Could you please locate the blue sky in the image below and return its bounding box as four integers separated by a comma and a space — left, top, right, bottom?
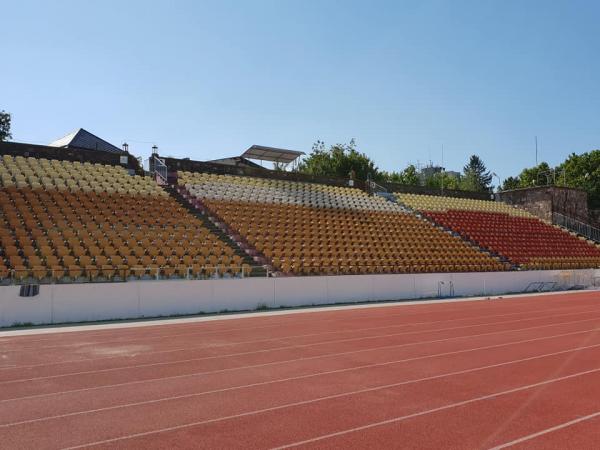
2, 0, 599, 182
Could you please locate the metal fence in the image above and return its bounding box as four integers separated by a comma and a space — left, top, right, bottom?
1, 263, 511, 285
367, 180, 388, 194
271, 263, 511, 277
552, 212, 600, 243
0, 265, 269, 286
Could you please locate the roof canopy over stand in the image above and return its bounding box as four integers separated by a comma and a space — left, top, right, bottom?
241, 145, 305, 165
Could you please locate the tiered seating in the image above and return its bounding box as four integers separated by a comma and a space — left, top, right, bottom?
179, 171, 402, 212
180, 172, 506, 275
396, 193, 532, 217
398, 193, 600, 270
0, 156, 249, 283
1, 155, 165, 195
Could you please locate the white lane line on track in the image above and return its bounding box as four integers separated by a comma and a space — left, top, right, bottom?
272, 366, 600, 449
489, 411, 600, 449
0, 301, 590, 373
0, 303, 562, 353
3, 314, 600, 404
3, 304, 600, 375
5, 324, 600, 428
62, 348, 600, 448
1, 296, 590, 353
3, 310, 600, 393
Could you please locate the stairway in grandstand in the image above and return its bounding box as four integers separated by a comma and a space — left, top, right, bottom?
393, 193, 513, 269
374, 191, 399, 204
396, 193, 600, 270
0, 154, 256, 283
163, 185, 270, 277
177, 170, 508, 275
418, 207, 515, 269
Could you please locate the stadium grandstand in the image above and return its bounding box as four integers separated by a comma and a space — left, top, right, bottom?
0, 138, 598, 326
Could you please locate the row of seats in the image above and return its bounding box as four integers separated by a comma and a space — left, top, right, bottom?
397, 192, 533, 217
0, 155, 166, 196
179, 171, 402, 212
425, 209, 600, 269
0, 186, 250, 282
199, 198, 507, 275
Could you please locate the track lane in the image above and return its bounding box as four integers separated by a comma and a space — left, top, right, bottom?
55, 344, 600, 449
2, 320, 600, 428
4, 310, 600, 401
291, 359, 600, 449
1, 291, 599, 449
4, 319, 600, 447
494, 412, 600, 449
2, 301, 600, 379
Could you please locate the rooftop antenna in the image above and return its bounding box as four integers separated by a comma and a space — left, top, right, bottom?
535, 136, 538, 165
441, 144, 444, 170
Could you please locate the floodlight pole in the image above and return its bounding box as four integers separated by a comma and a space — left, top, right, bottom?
491, 172, 501, 193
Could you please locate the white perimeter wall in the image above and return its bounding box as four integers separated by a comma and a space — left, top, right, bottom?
0, 269, 598, 327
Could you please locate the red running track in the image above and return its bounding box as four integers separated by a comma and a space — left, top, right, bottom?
1, 291, 600, 449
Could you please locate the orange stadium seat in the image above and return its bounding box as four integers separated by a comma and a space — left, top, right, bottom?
0, 154, 248, 283
177, 171, 507, 275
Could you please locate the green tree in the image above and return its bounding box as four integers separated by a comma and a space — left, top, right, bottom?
441, 172, 462, 190
0, 110, 11, 142
423, 171, 461, 190
296, 139, 381, 181
557, 151, 600, 209
462, 155, 492, 191
400, 164, 420, 185
501, 176, 521, 191
518, 162, 553, 187
381, 164, 420, 185
380, 170, 401, 183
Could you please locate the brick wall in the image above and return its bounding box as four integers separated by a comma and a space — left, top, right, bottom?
496, 186, 589, 223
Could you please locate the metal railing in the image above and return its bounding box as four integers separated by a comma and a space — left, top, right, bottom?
148, 155, 168, 185
367, 180, 388, 194
4, 262, 595, 286
438, 281, 455, 297
524, 281, 559, 293
273, 263, 506, 276
552, 212, 600, 243
0, 265, 268, 285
